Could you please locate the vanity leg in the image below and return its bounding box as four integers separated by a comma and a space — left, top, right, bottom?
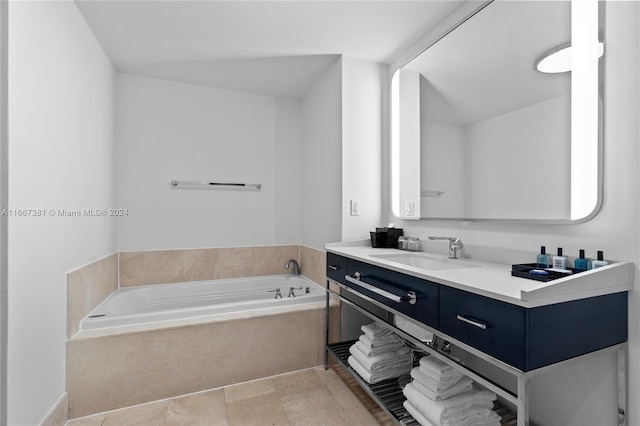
324, 280, 330, 370
618, 344, 627, 426
517, 375, 530, 426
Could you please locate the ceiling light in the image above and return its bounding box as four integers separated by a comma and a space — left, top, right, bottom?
534, 42, 604, 73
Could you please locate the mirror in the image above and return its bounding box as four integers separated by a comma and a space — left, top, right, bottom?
391, 0, 603, 222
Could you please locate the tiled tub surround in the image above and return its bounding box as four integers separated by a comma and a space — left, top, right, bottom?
67, 253, 119, 338
66, 305, 340, 419
119, 245, 302, 286
66, 244, 337, 420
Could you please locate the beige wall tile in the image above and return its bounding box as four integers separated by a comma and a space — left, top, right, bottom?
183, 248, 218, 282
67, 253, 118, 338
119, 251, 145, 286
144, 250, 184, 284
251, 245, 299, 276
214, 247, 253, 279
67, 308, 323, 418
300, 246, 325, 286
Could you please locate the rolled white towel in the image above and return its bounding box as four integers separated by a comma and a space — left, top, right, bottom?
412, 375, 474, 401
348, 355, 411, 384
349, 343, 411, 372
403, 400, 437, 426
410, 367, 466, 393
403, 382, 496, 425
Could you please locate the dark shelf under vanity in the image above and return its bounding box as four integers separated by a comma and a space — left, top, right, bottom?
326, 340, 420, 426
327, 341, 519, 426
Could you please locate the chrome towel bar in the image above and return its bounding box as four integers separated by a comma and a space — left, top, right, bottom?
171, 180, 262, 190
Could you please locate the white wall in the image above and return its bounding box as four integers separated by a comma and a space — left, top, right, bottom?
7, 1, 114, 424
341, 56, 382, 240
385, 2, 640, 425
301, 58, 342, 249
114, 74, 303, 250
421, 120, 465, 218
466, 94, 570, 219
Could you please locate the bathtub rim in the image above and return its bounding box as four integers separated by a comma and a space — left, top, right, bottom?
72, 274, 333, 341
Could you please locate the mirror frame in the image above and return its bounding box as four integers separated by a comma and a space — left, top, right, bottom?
389, 0, 604, 224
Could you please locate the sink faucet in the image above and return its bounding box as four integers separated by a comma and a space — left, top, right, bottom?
428, 237, 464, 259
284, 259, 300, 276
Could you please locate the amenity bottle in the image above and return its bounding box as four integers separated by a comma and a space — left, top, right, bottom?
574, 249, 591, 272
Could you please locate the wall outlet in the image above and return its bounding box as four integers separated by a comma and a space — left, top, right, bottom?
405, 201, 415, 217
350, 200, 360, 216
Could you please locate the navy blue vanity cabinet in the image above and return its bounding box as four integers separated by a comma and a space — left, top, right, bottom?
439, 286, 628, 371
326, 252, 347, 284
345, 259, 439, 329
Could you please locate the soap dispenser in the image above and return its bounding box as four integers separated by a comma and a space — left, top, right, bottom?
574, 249, 591, 272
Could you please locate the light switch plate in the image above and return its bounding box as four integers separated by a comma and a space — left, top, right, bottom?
350, 200, 360, 216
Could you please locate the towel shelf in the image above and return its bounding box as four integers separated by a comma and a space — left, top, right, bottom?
171, 180, 261, 190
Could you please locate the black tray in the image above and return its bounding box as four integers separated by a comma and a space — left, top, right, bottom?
511, 263, 576, 282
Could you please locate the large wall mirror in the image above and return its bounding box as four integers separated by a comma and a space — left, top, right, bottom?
391, 0, 603, 223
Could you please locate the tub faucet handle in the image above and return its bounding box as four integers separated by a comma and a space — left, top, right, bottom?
268, 288, 283, 299
284, 259, 300, 276
288, 286, 303, 298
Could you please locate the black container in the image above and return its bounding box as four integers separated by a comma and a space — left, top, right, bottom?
370, 231, 387, 248
370, 227, 403, 248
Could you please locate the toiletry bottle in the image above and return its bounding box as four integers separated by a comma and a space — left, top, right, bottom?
536, 246, 550, 268
553, 248, 567, 270
574, 249, 590, 272
592, 250, 609, 269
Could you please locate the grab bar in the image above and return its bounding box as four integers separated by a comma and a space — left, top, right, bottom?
345, 273, 417, 305
171, 180, 262, 190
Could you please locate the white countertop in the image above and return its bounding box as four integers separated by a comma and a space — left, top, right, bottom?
326, 240, 633, 308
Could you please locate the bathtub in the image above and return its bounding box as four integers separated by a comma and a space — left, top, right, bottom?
81, 274, 325, 331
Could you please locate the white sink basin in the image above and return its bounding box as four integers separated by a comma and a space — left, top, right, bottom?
371, 253, 480, 271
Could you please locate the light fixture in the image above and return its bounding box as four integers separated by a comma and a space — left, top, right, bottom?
535, 42, 604, 73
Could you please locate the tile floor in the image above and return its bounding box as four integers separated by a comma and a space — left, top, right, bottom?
66, 366, 395, 426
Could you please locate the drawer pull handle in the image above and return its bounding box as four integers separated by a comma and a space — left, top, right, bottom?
345, 274, 417, 305
456, 315, 488, 330
328, 265, 339, 271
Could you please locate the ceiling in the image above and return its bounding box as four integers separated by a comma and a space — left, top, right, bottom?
404, 1, 572, 126
75, 0, 466, 99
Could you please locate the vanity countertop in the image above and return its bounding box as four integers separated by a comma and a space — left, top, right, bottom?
325, 240, 632, 308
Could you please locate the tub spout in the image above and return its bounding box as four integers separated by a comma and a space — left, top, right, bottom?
284, 259, 300, 276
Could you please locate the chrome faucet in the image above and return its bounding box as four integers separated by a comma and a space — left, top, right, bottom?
428, 236, 464, 259
284, 259, 300, 276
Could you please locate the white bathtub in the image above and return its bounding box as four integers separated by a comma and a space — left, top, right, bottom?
81, 274, 325, 331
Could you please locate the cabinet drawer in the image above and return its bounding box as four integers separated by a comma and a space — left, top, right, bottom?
326, 253, 347, 284
346, 259, 438, 328
439, 286, 526, 370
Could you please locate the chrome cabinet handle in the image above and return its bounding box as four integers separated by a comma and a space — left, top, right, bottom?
456, 314, 489, 330
345, 274, 417, 305
328, 265, 339, 271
